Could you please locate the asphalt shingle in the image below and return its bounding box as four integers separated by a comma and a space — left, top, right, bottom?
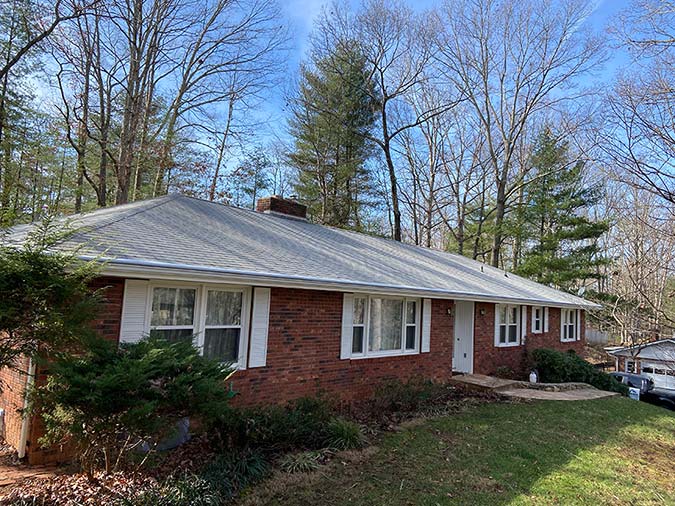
7, 194, 597, 308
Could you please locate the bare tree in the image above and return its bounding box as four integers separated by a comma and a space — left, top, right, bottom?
313, 0, 456, 241
434, 0, 605, 266
0, 0, 94, 82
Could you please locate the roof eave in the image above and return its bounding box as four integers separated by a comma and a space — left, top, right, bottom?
92, 257, 600, 310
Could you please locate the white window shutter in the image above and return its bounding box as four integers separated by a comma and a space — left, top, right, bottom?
421, 298, 432, 353
544, 307, 549, 333
249, 288, 271, 368
560, 309, 566, 340
340, 294, 354, 359
576, 309, 581, 341
120, 279, 149, 343
521, 305, 527, 344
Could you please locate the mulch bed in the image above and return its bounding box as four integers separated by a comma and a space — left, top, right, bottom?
0, 385, 505, 505
0, 435, 215, 505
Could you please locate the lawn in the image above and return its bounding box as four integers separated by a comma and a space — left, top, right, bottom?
240, 397, 675, 506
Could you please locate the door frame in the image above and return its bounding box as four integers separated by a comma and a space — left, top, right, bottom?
453, 300, 475, 374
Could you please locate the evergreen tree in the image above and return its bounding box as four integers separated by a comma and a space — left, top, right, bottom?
515, 129, 609, 292
288, 44, 379, 229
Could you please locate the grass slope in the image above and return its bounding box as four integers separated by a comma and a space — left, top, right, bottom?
241, 397, 675, 506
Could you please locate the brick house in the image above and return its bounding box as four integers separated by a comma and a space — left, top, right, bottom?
0, 194, 596, 464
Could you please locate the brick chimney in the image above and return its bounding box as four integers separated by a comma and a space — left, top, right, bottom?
256, 195, 307, 220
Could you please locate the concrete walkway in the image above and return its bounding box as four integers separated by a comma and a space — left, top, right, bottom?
450, 374, 619, 401
499, 388, 619, 400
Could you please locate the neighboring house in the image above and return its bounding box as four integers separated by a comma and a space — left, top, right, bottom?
608, 339, 675, 391
0, 194, 597, 464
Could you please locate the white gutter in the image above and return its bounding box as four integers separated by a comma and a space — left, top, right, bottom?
89, 256, 600, 310
17, 358, 36, 459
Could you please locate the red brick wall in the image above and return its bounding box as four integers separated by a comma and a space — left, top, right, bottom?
473, 303, 585, 377
231, 288, 455, 406
89, 277, 125, 342
0, 356, 30, 453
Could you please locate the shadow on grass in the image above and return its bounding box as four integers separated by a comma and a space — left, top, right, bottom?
239, 397, 675, 506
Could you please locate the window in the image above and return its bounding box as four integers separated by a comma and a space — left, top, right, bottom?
642, 366, 654, 374
150, 287, 196, 342
203, 289, 243, 363
495, 304, 519, 347
350, 295, 420, 358
405, 300, 417, 350
352, 297, 366, 354
148, 284, 248, 366
531, 306, 543, 334
625, 360, 636, 373
561, 309, 577, 342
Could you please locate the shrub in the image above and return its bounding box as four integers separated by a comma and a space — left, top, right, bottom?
37, 336, 236, 475
131, 450, 269, 505
0, 218, 101, 373
211, 396, 334, 452
324, 418, 365, 450
279, 450, 323, 474
370, 377, 445, 414
530, 348, 628, 394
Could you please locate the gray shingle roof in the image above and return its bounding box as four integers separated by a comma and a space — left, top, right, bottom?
7, 194, 598, 308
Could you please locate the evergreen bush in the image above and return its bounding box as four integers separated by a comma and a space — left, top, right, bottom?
530, 348, 628, 394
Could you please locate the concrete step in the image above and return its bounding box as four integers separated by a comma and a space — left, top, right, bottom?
449, 374, 524, 392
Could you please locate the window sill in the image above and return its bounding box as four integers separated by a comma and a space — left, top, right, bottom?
348, 349, 420, 360
560, 338, 577, 343
494, 342, 521, 348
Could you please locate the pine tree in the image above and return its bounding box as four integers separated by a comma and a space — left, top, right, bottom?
515, 129, 609, 292
288, 44, 379, 229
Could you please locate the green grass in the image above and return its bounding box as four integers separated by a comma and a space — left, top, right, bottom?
239, 398, 675, 506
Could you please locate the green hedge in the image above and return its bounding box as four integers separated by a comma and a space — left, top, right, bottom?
530, 348, 628, 394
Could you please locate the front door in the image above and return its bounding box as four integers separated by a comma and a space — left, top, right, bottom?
453, 301, 474, 373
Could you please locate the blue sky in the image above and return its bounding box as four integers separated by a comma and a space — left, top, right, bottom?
260, 0, 633, 143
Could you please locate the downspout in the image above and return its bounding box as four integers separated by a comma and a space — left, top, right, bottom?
17, 358, 36, 459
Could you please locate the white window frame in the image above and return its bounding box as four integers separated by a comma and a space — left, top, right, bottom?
494, 304, 520, 347
349, 294, 421, 359
560, 308, 578, 342
531, 306, 544, 334
625, 359, 636, 373
144, 281, 251, 368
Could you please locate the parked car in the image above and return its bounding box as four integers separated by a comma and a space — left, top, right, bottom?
609, 372, 655, 394
642, 388, 675, 411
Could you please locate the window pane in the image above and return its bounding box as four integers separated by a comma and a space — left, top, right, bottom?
499, 325, 506, 343
150, 328, 193, 343
352, 326, 364, 353
353, 297, 365, 325
405, 326, 416, 350
151, 288, 195, 326
406, 301, 416, 324
508, 324, 518, 343
369, 298, 403, 352
499, 306, 506, 325
509, 307, 517, 325
204, 328, 240, 362
151, 288, 176, 326
206, 290, 242, 326
176, 289, 196, 325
